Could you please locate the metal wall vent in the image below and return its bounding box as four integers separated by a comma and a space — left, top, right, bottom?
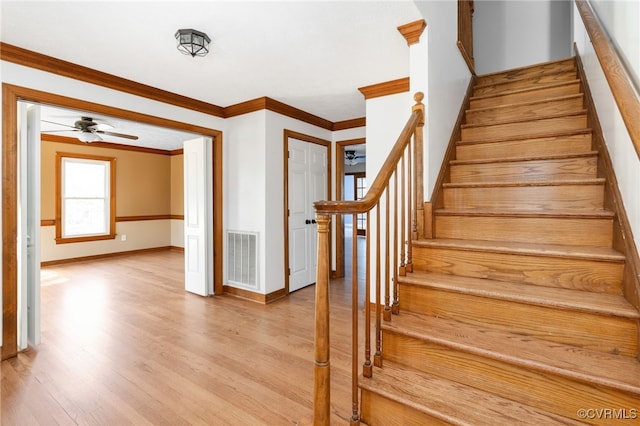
226, 230, 258, 288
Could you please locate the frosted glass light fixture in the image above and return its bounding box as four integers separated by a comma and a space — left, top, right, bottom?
77, 132, 102, 143
175, 29, 211, 57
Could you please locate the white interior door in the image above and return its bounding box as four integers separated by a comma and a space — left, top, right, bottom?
183, 136, 214, 296
18, 102, 41, 350
288, 139, 328, 292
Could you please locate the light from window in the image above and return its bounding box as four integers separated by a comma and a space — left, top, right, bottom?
56, 153, 116, 243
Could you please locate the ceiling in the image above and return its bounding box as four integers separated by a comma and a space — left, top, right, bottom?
1, 1, 422, 150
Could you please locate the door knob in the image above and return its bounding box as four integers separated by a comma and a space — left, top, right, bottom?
312, 219, 317, 224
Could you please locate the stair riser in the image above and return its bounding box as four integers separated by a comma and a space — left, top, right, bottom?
399, 284, 638, 356
435, 215, 613, 247
465, 96, 584, 125
361, 390, 451, 426
450, 156, 598, 183
456, 133, 592, 160
473, 70, 578, 97
443, 184, 605, 211
476, 59, 577, 86
470, 82, 581, 109
383, 331, 639, 425
411, 245, 624, 293
461, 115, 587, 141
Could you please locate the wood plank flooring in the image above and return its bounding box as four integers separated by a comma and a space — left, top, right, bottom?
1, 249, 363, 425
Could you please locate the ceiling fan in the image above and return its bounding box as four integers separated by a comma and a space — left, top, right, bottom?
345, 149, 366, 165
41, 116, 139, 143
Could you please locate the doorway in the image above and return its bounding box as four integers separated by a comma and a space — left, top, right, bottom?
344, 172, 367, 237
2, 84, 224, 360
283, 130, 331, 293
334, 138, 366, 278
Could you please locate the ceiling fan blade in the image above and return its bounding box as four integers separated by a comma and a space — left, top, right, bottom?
41, 129, 80, 133
96, 130, 139, 140
41, 119, 78, 129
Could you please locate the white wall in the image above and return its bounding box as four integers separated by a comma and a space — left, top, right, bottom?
414, 0, 473, 198
473, 0, 573, 75
265, 111, 332, 294
365, 92, 413, 300
590, 0, 640, 90
223, 109, 334, 295
224, 111, 267, 293
573, 2, 640, 253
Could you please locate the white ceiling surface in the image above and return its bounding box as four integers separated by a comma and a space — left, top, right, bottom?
2, 1, 422, 150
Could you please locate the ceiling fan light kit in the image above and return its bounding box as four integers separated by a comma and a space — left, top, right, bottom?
175, 28, 211, 57
77, 131, 102, 143
344, 149, 366, 165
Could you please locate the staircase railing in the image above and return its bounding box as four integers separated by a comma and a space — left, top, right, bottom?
312, 93, 425, 425
575, 0, 640, 160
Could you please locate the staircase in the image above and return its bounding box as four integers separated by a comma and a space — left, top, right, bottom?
359, 58, 640, 425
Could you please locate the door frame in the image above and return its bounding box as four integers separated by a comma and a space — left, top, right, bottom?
283, 129, 331, 294
345, 171, 367, 236
2, 83, 224, 360
334, 137, 366, 278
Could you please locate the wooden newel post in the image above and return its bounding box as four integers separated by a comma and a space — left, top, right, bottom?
412, 92, 425, 240
313, 213, 331, 425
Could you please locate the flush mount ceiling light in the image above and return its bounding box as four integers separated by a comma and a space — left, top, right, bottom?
175, 28, 211, 57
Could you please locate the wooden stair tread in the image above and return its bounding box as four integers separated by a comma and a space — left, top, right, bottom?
470, 79, 582, 102
456, 128, 593, 146
461, 110, 586, 130
476, 57, 576, 85
473, 70, 577, 91
361, 361, 586, 425
383, 312, 640, 396
434, 208, 614, 219
398, 270, 639, 319
466, 94, 583, 115
412, 238, 625, 262
443, 178, 605, 189
450, 151, 597, 166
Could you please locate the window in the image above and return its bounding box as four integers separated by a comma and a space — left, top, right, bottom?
56, 153, 116, 243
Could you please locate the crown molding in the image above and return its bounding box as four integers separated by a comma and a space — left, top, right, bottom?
1, 42, 366, 132
224, 97, 335, 130
0, 42, 226, 117
397, 19, 427, 46
358, 77, 410, 100
333, 117, 366, 131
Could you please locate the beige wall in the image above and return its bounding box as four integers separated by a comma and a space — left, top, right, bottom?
41, 139, 172, 219
170, 154, 184, 216
40, 138, 184, 261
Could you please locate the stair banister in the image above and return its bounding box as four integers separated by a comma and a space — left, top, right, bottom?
313, 92, 425, 425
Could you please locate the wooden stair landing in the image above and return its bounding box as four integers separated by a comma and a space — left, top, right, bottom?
359, 57, 640, 425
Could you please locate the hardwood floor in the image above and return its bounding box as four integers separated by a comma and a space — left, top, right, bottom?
1, 249, 362, 425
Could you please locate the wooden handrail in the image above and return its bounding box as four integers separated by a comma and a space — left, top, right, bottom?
575, 0, 640, 159
313, 93, 424, 425
314, 95, 424, 215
